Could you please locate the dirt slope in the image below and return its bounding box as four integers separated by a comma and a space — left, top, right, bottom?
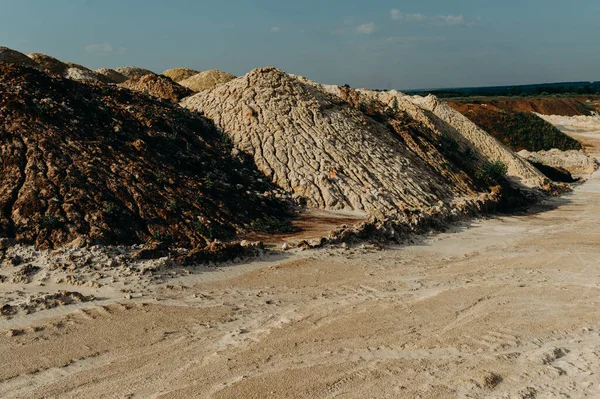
448, 102, 582, 151
305, 81, 548, 190
0, 63, 290, 248
408, 94, 548, 188
120, 74, 192, 102
27, 53, 67, 75
0, 47, 40, 69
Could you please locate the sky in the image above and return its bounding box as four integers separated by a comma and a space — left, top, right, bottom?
1, 0, 599, 90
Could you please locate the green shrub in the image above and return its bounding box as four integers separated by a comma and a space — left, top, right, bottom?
476, 160, 508, 184
251, 216, 295, 234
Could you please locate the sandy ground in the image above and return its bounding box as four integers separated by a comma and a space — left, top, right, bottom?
0, 121, 600, 398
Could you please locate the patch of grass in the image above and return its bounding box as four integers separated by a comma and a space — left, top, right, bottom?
251, 216, 295, 234
476, 160, 508, 184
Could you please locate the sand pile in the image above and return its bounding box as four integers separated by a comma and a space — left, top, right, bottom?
179, 69, 236, 92
96, 68, 128, 84
519, 149, 598, 175
162, 68, 200, 82
120, 74, 193, 102
0, 47, 40, 69
293, 78, 548, 190
115, 66, 155, 79
27, 53, 68, 75
407, 95, 548, 189
182, 67, 508, 218
0, 63, 291, 249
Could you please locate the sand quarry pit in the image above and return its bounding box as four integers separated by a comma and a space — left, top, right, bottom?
0, 119, 599, 398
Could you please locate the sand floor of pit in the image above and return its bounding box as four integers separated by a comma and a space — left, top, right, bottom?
0, 122, 599, 398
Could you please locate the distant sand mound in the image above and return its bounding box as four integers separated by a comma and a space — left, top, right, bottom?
162, 68, 200, 82
96, 68, 128, 84
27, 53, 68, 75
115, 66, 155, 79
182, 67, 501, 217
120, 74, 193, 102
0, 47, 40, 69
179, 70, 236, 92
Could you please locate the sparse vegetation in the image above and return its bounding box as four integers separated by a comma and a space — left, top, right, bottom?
476, 160, 508, 184
251, 216, 295, 234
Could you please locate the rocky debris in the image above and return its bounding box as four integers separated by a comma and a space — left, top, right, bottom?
0, 290, 94, 317
120, 74, 193, 102
448, 102, 582, 152
179, 240, 264, 265
95, 68, 128, 84
0, 63, 292, 248
162, 68, 200, 82
115, 66, 155, 79
0, 47, 40, 69
27, 53, 68, 75
408, 94, 548, 189
183, 67, 497, 218
179, 69, 235, 92
64, 67, 102, 83
519, 149, 599, 176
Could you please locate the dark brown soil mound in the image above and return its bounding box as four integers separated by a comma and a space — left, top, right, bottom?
0, 47, 40, 69
448, 102, 582, 152
120, 74, 193, 102
0, 63, 291, 249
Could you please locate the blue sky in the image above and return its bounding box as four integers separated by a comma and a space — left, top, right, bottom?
1, 0, 598, 90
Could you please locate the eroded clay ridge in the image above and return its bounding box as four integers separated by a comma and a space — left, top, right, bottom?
0, 63, 290, 248
182, 67, 498, 216
290, 77, 547, 190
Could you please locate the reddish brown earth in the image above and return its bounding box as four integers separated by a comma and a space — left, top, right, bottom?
449, 96, 596, 117
0, 62, 291, 249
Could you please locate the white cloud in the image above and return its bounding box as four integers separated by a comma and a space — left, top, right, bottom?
84, 43, 126, 56
356, 22, 376, 35
390, 9, 478, 27
271, 26, 281, 32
